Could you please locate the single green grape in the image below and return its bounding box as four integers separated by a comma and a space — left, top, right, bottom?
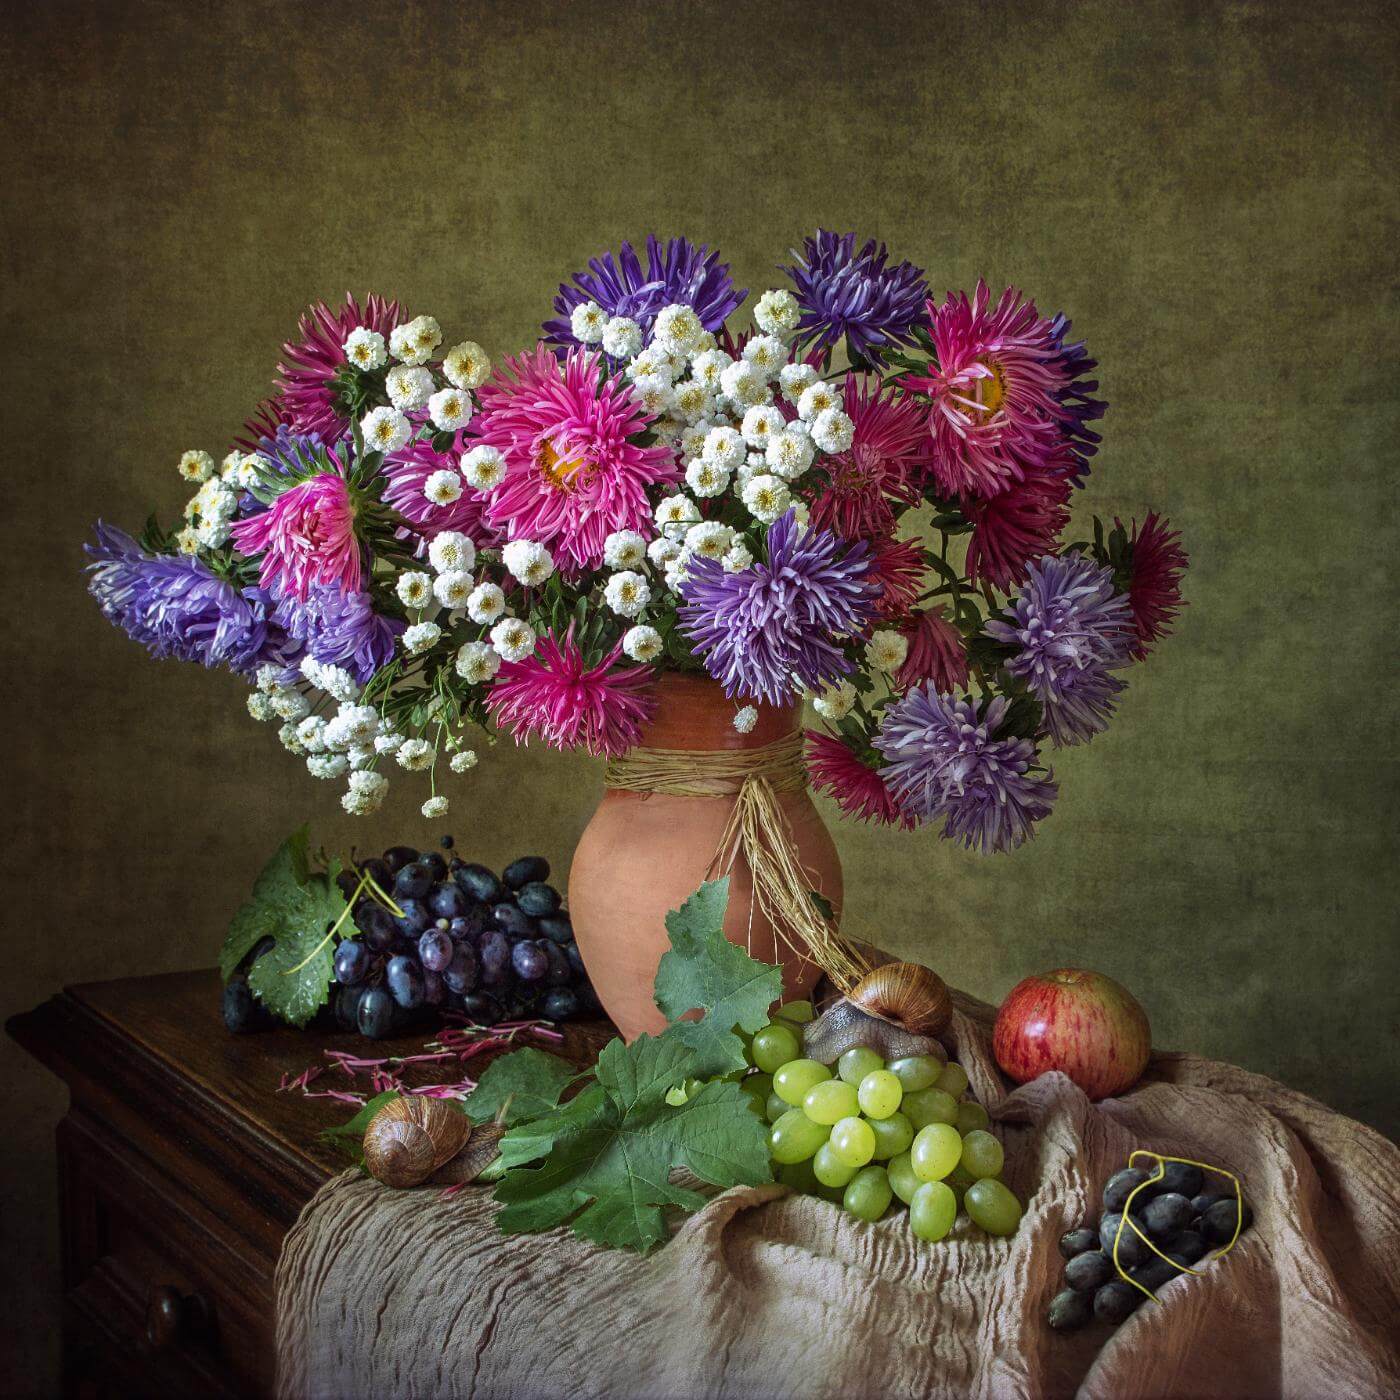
960, 1128, 1004, 1180
843, 1165, 893, 1222
857, 1069, 904, 1120
828, 1115, 877, 1168
955, 1100, 990, 1135
909, 1180, 958, 1242
936, 1061, 970, 1098
944, 1163, 977, 1204
775, 998, 815, 1024
868, 1110, 914, 1161
665, 1077, 704, 1105
910, 1123, 963, 1182
769, 1108, 830, 1164
752, 1022, 802, 1073
887, 1054, 944, 1093
887, 1150, 921, 1205
813, 1141, 858, 1188
902, 1087, 959, 1130
777, 1157, 821, 1194
965, 1178, 1023, 1236
741, 1071, 773, 1104
802, 1078, 860, 1126
773, 1058, 831, 1106
765, 1091, 790, 1124
837, 1045, 885, 1085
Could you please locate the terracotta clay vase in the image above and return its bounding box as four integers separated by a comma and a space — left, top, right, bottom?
568, 673, 842, 1041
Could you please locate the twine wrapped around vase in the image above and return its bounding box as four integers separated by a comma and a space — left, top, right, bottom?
603, 734, 870, 993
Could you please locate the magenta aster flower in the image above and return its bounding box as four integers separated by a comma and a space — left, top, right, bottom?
1118, 512, 1188, 659
230, 469, 362, 600
383, 437, 499, 549
807, 375, 933, 539
232, 396, 292, 456
806, 731, 915, 830
963, 458, 1074, 592
275, 293, 402, 438
864, 537, 926, 622
895, 608, 969, 694
486, 628, 657, 758
466, 346, 678, 572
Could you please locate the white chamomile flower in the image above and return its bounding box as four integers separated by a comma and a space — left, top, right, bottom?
622, 624, 663, 662
647, 536, 682, 569
196, 519, 231, 549
741, 404, 786, 449
812, 407, 856, 455
449, 749, 479, 774
234, 453, 264, 490
390, 315, 442, 366
813, 679, 858, 721
396, 738, 435, 771
741, 473, 791, 524
397, 571, 435, 609
797, 380, 842, 422
779, 362, 820, 404
671, 379, 715, 423
678, 420, 715, 461
603, 530, 648, 570
428, 386, 473, 432
403, 621, 443, 655
685, 458, 729, 498
765, 427, 816, 480
197, 479, 239, 521
501, 539, 555, 587
466, 582, 506, 625
443, 340, 491, 390
627, 345, 674, 382
324, 703, 379, 750
307, 753, 350, 780
732, 705, 759, 734
754, 289, 800, 337
722, 539, 754, 572
604, 570, 651, 618
342, 770, 388, 815
421, 795, 450, 819
255, 665, 281, 693
690, 348, 732, 390
301, 658, 360, 702
433, 570, 474, 610
296, 715, 328, 752
865, 629, 909, 673
343, 326, 388, 371
454, 640, 502, 683
428, 530, 475, 574
686, 521, 735, 560
279, 722, 306, 755
652, 303, 703, 355
174, 525, 200, 554
631, 373, 674, 416
691, 329, 718, 355
490, 617, 535, 662
362, 406, 411, 453
570, 300, 608, 343
742, 334, 787, 379
719, 358, 769, 409
271, 689, 310, 722
702, 425, 746, 470
386, 364, 435, 411
373, 731, 404, 755
423, 469, 463, 505
346, 744, 376, 771
246, 692, 276, 722
460, 444, 506, 490
601, 315, 643, 360
177, 449, 215, 482
654, 494, 701, 529
220, 450, 242, 479
663, 554, 691, 591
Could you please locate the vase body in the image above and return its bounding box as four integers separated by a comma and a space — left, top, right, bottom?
568, 673, 842, 1041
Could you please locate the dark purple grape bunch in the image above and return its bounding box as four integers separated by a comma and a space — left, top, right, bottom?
1047, 1159, 1254, 1332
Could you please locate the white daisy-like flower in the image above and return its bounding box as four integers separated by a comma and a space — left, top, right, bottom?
396, 738, 435, 771
423, 469, 463, 505
460, 444, 506, 490
732, 705, 759, 734
233, 453, 264, 490
691, 329, 718, 355
765, 427, 816, 480
663, 555, 691, 592
570, 300, 608, 343
813, 679, 858, 720
686, 520, 735, 560
342, 769, 388, 815
779, 362, 820, 404
652, 303, 704, 355
741, 473, 792, 524
678, 420, 716, 461
324, 703, 379, 751
177, 449, 216, 482
685, 458, 729, 498
362, 406, 411, 454
466, 582, 506, 625
255, 664, 281, 693
246, 692, 276, 722
455, 640, 502, 683
421, 795, 449, 819
742, 334, 787, 379
433, 570, 474, 610
490, 617, 535, 662
741, 404, 786, 449
296, 715, 329, 752
271, 689, 310, 722
195, 518, 231, 549
722, 539, 754, 572
604, 570, 651, 618
690, 348, 733, 389
390, 315, 443, 366
428, 530, 475, 574
630, 373, 674, 417
373, 731, 404, 755
702, 425, 746, 470
865, 629, 909, 673
603, 529, 648, 570
812, 407, 856, 455
797, 380, 842, 422
449, 749, 479, 774
346, 744, 376, 771
197, 479, 239, 521
647, 536, 682, 568
220, 450, 242, 479
654, 494, 701, 529
301, 658, 360, 702
601, 316, 643, 360
386, 364, 435, 411
403, 621, 443, 655
443, 340, 490, 390
754, 289, 801, 337
397, 570, 435, 609
428, 386, 474, 432
627, 345, 674, 382
307, 753, 350, 780
502, 538, 555, 587
720, 358, 770, 409
622, 624, 663, 662
279, 722, 306, 755
792, 501, 811, 530
670, 379, 715, 423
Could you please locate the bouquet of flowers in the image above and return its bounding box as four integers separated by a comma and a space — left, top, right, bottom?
87, 231, 1186, 854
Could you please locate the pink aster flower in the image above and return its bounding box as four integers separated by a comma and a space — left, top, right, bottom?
895, 607, 969, 694
230, 470, 361, 600
383, 437, 499, 551
806, 731, 915, 830
276, 293, 403, 439
1119, 512, 1188, 659
807, 375, 932, 539
486, 627, 657, 758
963, 458, 1074, 592
864, 537, 926, 622
465, 346, 678, 572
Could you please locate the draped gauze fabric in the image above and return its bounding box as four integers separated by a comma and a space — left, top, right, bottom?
276, 993, 1400, 1400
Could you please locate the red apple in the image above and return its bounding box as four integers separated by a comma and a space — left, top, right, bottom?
993, 968, 1151, 1100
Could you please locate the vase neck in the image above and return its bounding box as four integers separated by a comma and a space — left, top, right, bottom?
641, 673, 799, 751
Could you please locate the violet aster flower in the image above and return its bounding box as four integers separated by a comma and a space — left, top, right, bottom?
781, 231, 929, 364
679, 509, 878, 706
986, 554, 1136, 747
85, 524, 282, 675
272, 584, 403, 685
875, 688, 1057, 853
544, 235, 746, 350
1047, 312, 1107, 484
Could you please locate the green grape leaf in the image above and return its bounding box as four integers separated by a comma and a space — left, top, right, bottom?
653, 878, 784, 1079
218, 826, 316, 979
247, 908, 340, 1029
464, 1047, 579, 1126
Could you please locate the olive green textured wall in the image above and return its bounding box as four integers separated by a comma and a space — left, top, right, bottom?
2, 0, 1396, 1391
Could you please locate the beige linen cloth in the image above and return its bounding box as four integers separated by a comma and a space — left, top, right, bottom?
276, 993, 1400, 1399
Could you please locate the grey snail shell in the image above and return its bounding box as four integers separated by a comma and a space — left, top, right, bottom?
803, 962, 952, 1064
362, 1096, 471, 1188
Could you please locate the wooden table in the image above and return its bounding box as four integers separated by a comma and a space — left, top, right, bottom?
7, 969, 612, 1399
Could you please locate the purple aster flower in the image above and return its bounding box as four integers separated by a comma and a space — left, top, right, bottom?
781, 231, 929, 364
85, 523, 283, 675
236, 424, 330, 517
543, 235, 747, 350
875, 689, 1057, 854
678, 509, 877, 706
986, 554, 1135, 747
272, 583, 403, 685
1047, 312, 1107, 483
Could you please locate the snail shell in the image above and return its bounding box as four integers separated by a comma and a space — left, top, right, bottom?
363, 1096, 471, 1189
804, 962, 952, 1064
430, 1122, 507, 1186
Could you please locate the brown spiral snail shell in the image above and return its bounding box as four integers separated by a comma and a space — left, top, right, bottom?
362, 1096, 471, 1188
803, 962, 952, 1064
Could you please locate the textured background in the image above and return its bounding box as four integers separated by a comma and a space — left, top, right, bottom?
2, 0, 1397, 1391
